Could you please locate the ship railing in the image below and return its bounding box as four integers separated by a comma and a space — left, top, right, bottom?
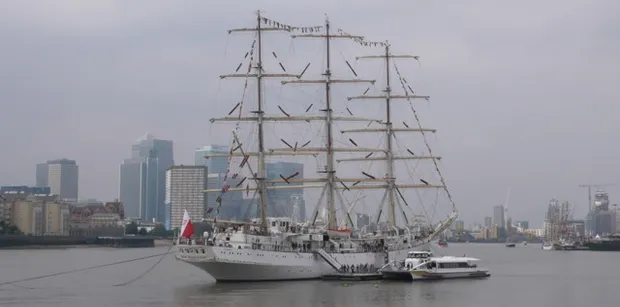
209, 237, 418, 253
229, 242, 300, 253
213, 241, 380, 254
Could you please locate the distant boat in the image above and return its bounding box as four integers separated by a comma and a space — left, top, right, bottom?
523, 241, 528, 246
437, 239, 448, 248
505, 243, 516, 248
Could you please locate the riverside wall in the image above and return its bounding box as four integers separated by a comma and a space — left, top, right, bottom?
0, 235, 156, 248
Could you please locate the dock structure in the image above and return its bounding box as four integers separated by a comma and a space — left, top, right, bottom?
322, 272, 383, 281
315, 248, 383, 281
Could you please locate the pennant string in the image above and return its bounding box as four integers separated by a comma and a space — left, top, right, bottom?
335, 28, 387, 48
260, 17, 323, 33
212, 38, 258, 222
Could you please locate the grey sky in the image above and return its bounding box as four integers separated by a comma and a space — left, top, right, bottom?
0, 0, 618, 226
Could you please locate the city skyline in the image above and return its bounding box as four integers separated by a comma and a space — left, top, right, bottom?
1, 1, 619, 226
16, 137, 619, 228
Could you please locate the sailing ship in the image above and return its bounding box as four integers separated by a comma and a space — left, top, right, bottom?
542, 199, 576, 251
175, 11, 458, 282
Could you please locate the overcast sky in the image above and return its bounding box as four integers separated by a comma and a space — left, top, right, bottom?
0, 0, 618, 226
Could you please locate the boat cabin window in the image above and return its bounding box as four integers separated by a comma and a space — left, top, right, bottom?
438, 262, 471, 269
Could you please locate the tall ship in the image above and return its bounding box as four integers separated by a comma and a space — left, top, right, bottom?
542, 199, 578, 250
175, 11, 458, 281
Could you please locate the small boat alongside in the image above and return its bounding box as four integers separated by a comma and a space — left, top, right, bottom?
409, 256, 490, 280
505, 242, 516, 248
380, 250, 433, 281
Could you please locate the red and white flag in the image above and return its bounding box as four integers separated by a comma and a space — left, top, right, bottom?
180, 209, 195, 239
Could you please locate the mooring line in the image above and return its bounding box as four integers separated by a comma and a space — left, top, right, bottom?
0, 247, 176, 288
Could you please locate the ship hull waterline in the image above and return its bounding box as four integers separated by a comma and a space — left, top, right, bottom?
411, 270, 490, 280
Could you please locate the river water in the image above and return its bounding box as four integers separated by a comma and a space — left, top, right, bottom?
0, 243, 617, 307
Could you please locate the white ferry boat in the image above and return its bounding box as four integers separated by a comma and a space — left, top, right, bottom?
409, 256, 490, 280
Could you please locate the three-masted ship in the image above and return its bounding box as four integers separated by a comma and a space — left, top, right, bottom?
175, 11, 458, 281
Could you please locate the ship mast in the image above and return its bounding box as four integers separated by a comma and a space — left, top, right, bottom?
217, 11, 299, 231
255, 11, 268, 230
282, 15, 374, 229
343, 43, 438, 228
208, 13, 382, 231
206, 14, 454, 235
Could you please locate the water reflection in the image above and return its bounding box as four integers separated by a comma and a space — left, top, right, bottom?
172, 280, 459, 307
4, 244, 620, 307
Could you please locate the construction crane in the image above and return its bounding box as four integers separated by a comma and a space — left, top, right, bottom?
578, 184, 616, 212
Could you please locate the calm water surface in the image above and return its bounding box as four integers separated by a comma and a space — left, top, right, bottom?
0, 243, 618, 307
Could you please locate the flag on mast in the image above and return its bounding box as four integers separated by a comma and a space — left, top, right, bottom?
180, 209, 195, 239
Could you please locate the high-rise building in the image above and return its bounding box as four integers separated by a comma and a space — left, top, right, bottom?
586, 191, 615, 236
493, 205, 505, 230
35, 159, 78, 201
484, 216, 492, 228
118, 133, 173, 222
265, 161, 305, 221
165, 165, 208, 230
119, 159, 141, 218
35, 163, 49, 187
195, 145, 229, 173
613, 205, 620, 235
205, 173, 244, 220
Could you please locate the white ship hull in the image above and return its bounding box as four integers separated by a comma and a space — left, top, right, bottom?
176, 244, 426, 281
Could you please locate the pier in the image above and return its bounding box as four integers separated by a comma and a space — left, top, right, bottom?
322, 272, 383, 281
315, 248, 383, 281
